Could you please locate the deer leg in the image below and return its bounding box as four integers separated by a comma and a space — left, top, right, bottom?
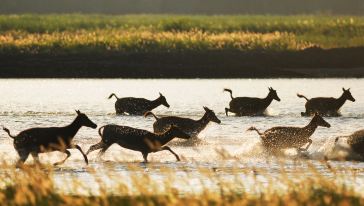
298, 139, 313, 152
142, 152, 149, 163
225, 108, 230, 116
86, 141, 106, 155
161, 146, 180, 161
16, 150, 30, 168
97, 143, 112, 158
115, 107, 124, 115
31, 152, 40, 164
54, 150, 71, 166
74, 145, 88, 165
304, 139, 313, 151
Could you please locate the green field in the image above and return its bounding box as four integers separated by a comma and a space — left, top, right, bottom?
1, 14, 364, 55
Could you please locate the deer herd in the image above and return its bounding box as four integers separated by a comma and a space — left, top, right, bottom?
2, 87, 363, 166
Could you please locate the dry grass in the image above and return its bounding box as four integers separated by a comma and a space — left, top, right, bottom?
0, 30, 312, 55
0, 157, 362, 206
1, 15, 364, 55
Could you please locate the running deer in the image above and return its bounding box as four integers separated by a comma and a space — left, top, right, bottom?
247, 113, 331, 153
86, 124, 191, 162
3, 110, 97, 166
224, 87, 280, 116
144, 106, 221, 137
108, 92, 170, 115
335, 129, 364, 158
297, 88, 355, 116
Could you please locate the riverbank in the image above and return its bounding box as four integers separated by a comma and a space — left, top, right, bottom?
1, 14, 364, 78
1, 47, 364, 78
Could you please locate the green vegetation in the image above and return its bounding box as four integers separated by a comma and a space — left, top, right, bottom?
0, 14, 364, 55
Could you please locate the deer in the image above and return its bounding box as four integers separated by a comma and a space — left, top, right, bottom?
335, 129, 364, 158
247, 113, 331, 153
3, 110, 97, 166
144, 106, 221, 137
108, 92, 170, 115
224, 87, 280, 116
297, 88, 355, 116
86, 124, 191, 162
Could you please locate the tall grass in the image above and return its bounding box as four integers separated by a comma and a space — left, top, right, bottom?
0, 30, 312, 54
1, 14, 364, 35
0, 158, 363, 206
1, 14, 364, 54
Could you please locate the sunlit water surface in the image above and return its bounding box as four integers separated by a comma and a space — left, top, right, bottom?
0, 79, 364, 195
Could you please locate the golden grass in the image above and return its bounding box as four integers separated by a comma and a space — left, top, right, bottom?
0, 30, 313, 54
1, 15, 364, 55
0, 157, 362, 206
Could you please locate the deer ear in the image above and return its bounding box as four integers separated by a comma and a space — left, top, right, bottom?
159, 92, 163, 96
75, 110, 81, 115
203, 106, 208, 111
342, 87, 346, 92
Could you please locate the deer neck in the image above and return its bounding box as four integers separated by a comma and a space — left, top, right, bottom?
263, 94, 274, 107
64, 117, 82, 138
197, 113, 210, 130
302, 120, 318, 137
336, 94, 347, 109
149, 98, 162, 110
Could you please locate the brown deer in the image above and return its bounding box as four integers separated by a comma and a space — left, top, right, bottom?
108, 93, 170, 115
86, 124, 190, 162
224, 87, 280, 116
297, 88, 355, 116
3, 110, 97, 166
335, 129, 364, 158
144, 106, 221, 137
247, 113, 330, 153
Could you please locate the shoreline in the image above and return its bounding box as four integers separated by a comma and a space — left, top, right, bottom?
1, 47, 364, 78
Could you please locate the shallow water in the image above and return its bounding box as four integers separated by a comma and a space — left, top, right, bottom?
0, 78, 363, 195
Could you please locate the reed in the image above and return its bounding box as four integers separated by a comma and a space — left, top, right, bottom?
0, 156, 362, 205
0, 14, 364, 55
0, 30, 312, 55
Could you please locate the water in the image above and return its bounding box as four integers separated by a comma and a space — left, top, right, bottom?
0, 78, 363, 195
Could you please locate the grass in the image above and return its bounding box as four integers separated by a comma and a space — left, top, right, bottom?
1, 14, 364, 55
0, 158, 363, 206
0, 30, 310, 54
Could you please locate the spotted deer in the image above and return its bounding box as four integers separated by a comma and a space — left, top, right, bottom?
248, 113, 331, 153
335, 129, 364, 158
297, 88, 355, 116
144, 106, 221, 137
224, 87, 280, 116
3, 110, 97, 166
86, 124, 190, 162
108, 92, 170, 115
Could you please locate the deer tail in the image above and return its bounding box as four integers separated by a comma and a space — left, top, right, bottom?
223, 88, 234, 99
297, 93, 309, 101
98, 126, 106, 137
3, 127, 15, 139
144, 111, 159, 120
108, 93, 119, 100
247, 126, 263, 136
